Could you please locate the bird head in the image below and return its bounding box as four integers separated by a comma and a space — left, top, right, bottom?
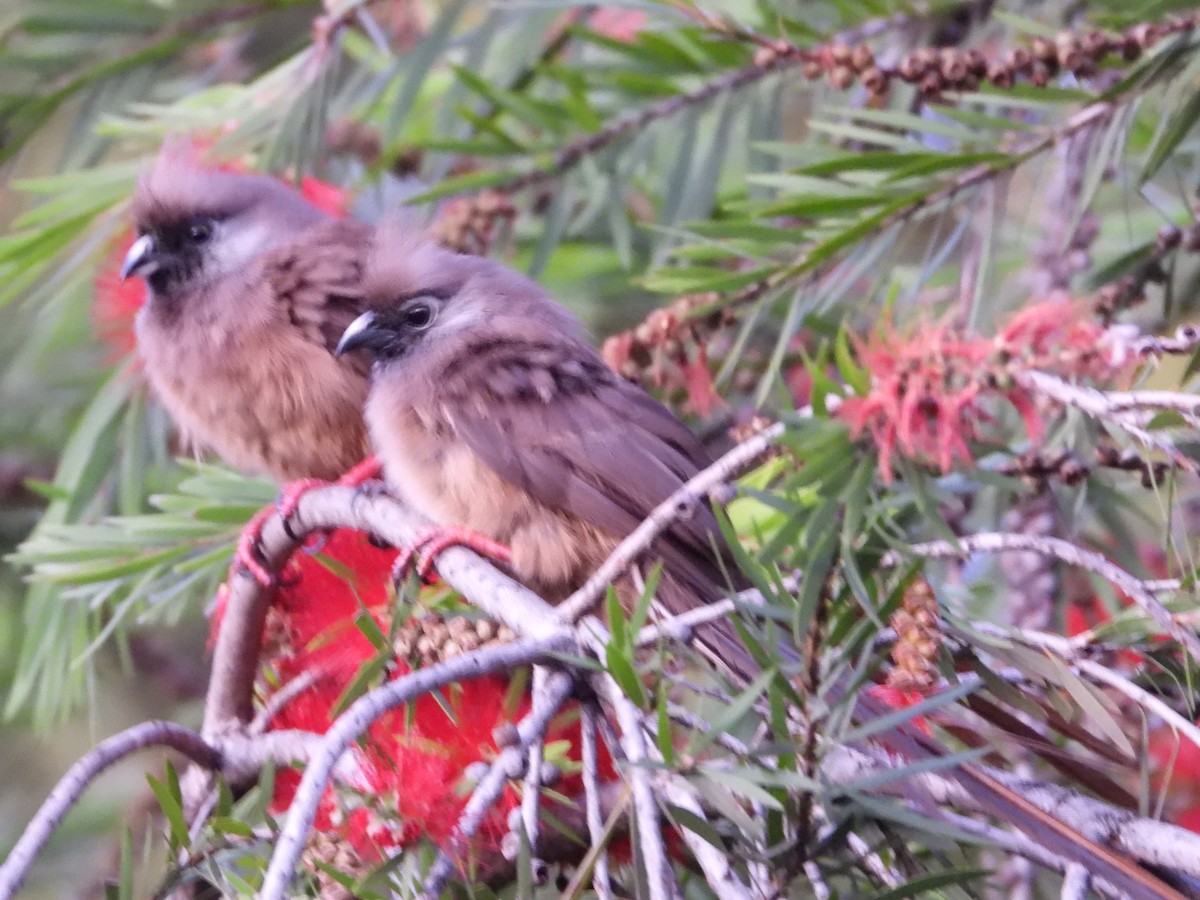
123, 149, 329, 301
335, 299, 446, 361
337, 223, 588, 368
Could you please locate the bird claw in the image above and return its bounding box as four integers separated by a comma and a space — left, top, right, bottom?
391, 526, 512, 587
337, 455, 384, 488
230, 457, 386, 588
275, 478, 326, 541
233, 506, 279, 587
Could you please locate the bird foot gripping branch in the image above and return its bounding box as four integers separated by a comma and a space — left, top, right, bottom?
391, 526, 513, 587
233, 457, 385, 586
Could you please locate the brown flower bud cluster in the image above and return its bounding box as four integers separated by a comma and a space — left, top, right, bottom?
728, 414, 778, 446
392, 612, 515, 668
762, 12, 1197, 101
1002, 450, 1090, 488
324, 119, 423, 176
1094, 221, 1200, 322
1094, 444, 1171, 489
430, 189, 517, 256
1002, 446, 1170, 489
304, 832, 366, 900
887, 578, 942, 693
602, 291, 735, 391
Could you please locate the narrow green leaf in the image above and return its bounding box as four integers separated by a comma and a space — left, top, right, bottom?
605, 644, 647, 708
689, 668, 775, 756
146, 769, 189, 852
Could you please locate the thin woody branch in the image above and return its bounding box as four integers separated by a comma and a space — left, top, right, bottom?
516, 665, 553, 880
888, 531, 1200, 662
420, 669, 575, 898
594, 670, 676, 900
580, 702, 613, 899
258, 635, 569, 900
0, 722, 221, 900
204, 483, 575, 739
824, 745, 1200, 883
621, 97, 1146, 357
1135, 325, 1200, 356
483, 11, 926, 200
557, 421, 785, 621
1018, 369, 1199, 471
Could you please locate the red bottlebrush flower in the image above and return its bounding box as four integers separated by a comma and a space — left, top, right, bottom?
1146, 727, 1200, 825
1176, 805, 1200, 834
837, 297, 1133, 482
216, 527, 616, 871
865, 684, 933, 736
92, 146, 349, 360
837, 316, 991, 482
680, 342, 723, 418
92, 231, 148, 360
298, 174, 351, 218
590, 8, 648, 42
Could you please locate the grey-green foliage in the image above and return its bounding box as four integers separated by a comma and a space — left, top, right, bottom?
5, 0, 1200, 893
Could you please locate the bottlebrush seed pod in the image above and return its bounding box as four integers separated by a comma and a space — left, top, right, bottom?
939, 49, 968, 82
850, 43, 875, 72
963, 48, 987, 77
987, 62, 1014, 88
1007, 46, 1033, 73
829, 43, 853, 66
897, 54, 925, 82
1031, 36, 1056, 62
862, 67, 889, 95
828, 64, 856, 89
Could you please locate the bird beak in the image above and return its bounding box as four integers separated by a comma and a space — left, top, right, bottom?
336, 311, 379, 356
120, 234, 160, 280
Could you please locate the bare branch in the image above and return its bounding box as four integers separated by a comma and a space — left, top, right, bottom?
517, 666, 553, 879
204, 484, 574, 742
1134, 325, 1200, 357
581, 703, 613, 900
888, 532, 1200, 662
420, 669, 575, 897
558, 421, 785, 621
1062, 863, 1091, 900
843, 827, 902, 889
598, 674, 676, 900
656, 774, 752, 900
250, 669, 323, 734
1018, 370, 1199, 472
803, 859, 832, 900
824, 745, 1200, 881
259, 636, 569, 900
0, 722, 220, 900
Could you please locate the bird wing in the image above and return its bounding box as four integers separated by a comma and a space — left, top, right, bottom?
441, 338, 741, 603
265, 220, 375, 376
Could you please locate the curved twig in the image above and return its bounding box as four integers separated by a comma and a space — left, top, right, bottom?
259, 636, 569, 900
890, 532, 1200, 663
420, 669, 575, 898
557, 421, 785, 621
0, 722, 220, 900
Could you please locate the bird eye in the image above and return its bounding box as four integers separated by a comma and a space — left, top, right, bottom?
403, 302, 435, 330
186, 219, 213, 243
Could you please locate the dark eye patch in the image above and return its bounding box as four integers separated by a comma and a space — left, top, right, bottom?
185, 217, 213, 244
402, 302, 435, 330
